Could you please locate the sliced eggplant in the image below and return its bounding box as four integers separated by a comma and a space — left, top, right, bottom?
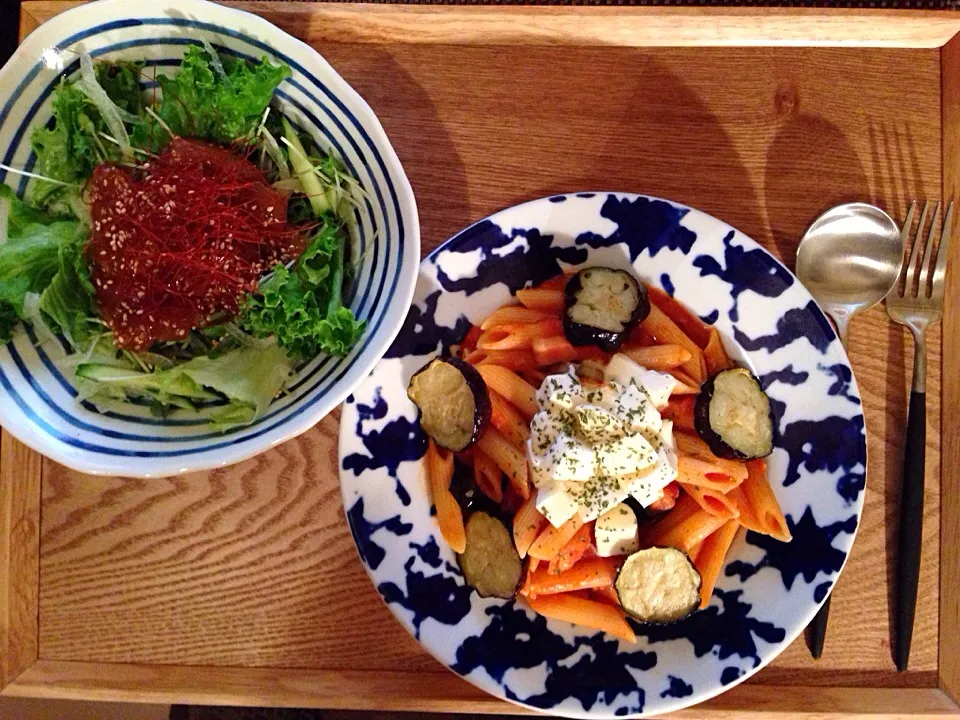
449, 459, 508, 524
694, 368, 774, 460
457, 511, 523, 599
407, 357, 491, 452
563, 268, 650, 351
615, 546, 702, 624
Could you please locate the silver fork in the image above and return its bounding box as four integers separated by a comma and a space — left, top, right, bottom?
886, 200, 953, 672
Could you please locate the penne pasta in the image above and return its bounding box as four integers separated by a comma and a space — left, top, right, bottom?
637, 492, 700, 546
674, 432, 749, 480
646, 284, 713, 349
703, 328, 735, 374
733, 459, 792, 542
651, 507, 729, 554
467, 348, 539, 371
528, 513, 585, 561
639, 304, 706, 382
676, 456, 744, 493
527, 556, 620, 595
476, 426, 529, 498
534, 273, 575, 291
478, 317, 565, 351
476, 364, 539, 418
661, 396, 696, 431
680, 482, 741, 518
552, 521, 594, 574
514, 492, 548, 559
520, 369, 548, 387
489, 390, 531, 448
461, 324, 483, 351
590, 584, 623, 607
532, 335, 577, 366
526, 592, 636, 643
622, 344, 692, 371
481, 306, 555, 330
473, 447, 503, 503
515, 287, 565, 312
693, 520, 740, 608
426, 439, 466, 553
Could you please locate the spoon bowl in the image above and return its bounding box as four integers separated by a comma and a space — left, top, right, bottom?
796, 202, 903, 344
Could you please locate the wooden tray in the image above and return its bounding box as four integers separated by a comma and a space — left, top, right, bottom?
3, 3, 960, 717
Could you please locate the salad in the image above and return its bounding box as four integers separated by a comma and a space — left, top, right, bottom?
406, 267, 793, 640
0, 44, 366, 427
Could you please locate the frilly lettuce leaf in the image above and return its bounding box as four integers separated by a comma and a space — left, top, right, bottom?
0, 185, 88, 342
241, 222, 365, 361
134, 45, 290, 149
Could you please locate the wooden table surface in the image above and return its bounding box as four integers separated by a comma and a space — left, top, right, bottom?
3, 3, 960, 717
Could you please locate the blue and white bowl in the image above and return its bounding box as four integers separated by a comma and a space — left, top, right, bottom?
339, 193, 867, 718
0, 0, 419, 477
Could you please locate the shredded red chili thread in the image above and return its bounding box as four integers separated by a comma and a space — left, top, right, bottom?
87, 138, 305, 351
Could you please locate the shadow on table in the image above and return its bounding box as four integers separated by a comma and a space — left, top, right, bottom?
320, 46, 471, 256
526, 47, 766, 244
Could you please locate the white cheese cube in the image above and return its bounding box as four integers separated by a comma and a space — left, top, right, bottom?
658, 419, 679, 473
628, 466, 673, 507
574, 404, 624, 445
529, 409, 564, 455
595, 503, 640, 557
527, 441, 554, 489
542, 433, 597, 483
626, 441, 679, 508
596, 432, 658, 479
568, 476, 631, 522
604, 353, 677, 409
614, 382, 662, 435
637, 369, 677, 409
536, 482, 581, 528
604, 353, 646, 389
536, 370, 582, 411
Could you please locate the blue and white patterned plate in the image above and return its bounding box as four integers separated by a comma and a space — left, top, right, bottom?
0, 0, 418, 477
338, 193, 867, 718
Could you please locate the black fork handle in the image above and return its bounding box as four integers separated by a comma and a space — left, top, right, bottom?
894, 390, 926, 671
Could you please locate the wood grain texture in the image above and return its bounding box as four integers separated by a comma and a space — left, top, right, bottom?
938, 37, 960, 707
19, 1, 960, 49
6, 661, 960, 718
14, 1, 956, 712
0, 432, 41, 688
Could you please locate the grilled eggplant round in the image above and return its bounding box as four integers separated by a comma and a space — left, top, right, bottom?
615, 546, 702, 624
449, 460, 508, 523
695, 368, 774, 460
457, 512, 523, 599
407, 357, 491, 452
563, 268, 650, 351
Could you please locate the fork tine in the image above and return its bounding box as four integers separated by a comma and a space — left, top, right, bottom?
895, 201, 917, 297
919, 202, 941, 298
904, 201, 929, 297
932, 201, 954, 300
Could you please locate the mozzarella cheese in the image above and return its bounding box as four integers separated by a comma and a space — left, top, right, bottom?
596, 433, 658, 478
574, 404, 625, 445
540, 433, 596, 483
603, 353, 678, 409
636, 369, 677, 409
595, 503, 640, 557
536, 482, 581, 528
536, 369, 582, 410
528, 362, 680, 523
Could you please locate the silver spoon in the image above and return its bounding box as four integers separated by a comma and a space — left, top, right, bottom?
795, 201, 904, 659
796, 203, 904, 346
